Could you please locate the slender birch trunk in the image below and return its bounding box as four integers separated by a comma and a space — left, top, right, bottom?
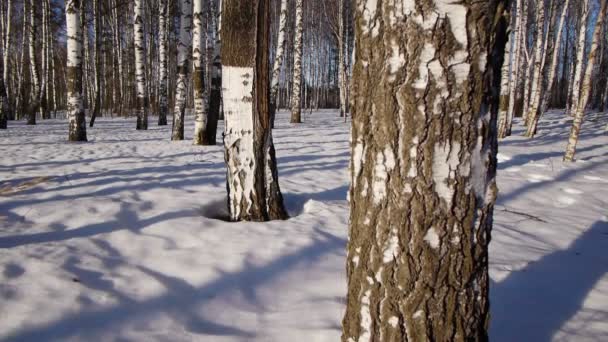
269, 0, 288, 127
208, 0, 222, 127
0, 46, 7, 129
222, 0, 288, 221
568, 0, 590, 117
564, 0, 606, 161
66, 0, 87, 141
338, 0, 347, 118
290, 0, 303, 124
15, 3, 27, 121
192, 0, 208, 145
342, 0, 509, 340
526, 0, 570, 137
113, 0, 124, 116
497, 23, 512, 138
134, 0, 148, 130
523, 0, 546, 127
500, 0, 523, 138
3, 0, 11, 120
90, 0, 102, 127
27, 0, 40, 125
158, 0, 169, 125
171, 0, 192, 140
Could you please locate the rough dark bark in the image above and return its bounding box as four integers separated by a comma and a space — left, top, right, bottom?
342, 1, 509, 341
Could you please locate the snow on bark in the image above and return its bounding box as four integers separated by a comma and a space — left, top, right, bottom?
172, 0, 192, 140
134, 0, 148, 130
564, 0, 606, 162
290, 0, 303, 123
65, 0, 87, 141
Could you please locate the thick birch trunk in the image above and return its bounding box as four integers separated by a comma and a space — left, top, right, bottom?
66, 0, 87, 141
222, 0, 287, 222
564, 0, 606, 161
269, 0, 288, 127
171, 0, 192, 140
568, 0, 590, 117
134, 0, 148, 130
342, 0, 509, 340
192, 0, 208, 145
290, 0, 303, 124
158, 0, 169, 125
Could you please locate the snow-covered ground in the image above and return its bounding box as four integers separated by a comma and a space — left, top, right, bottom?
0, 110, 607, 341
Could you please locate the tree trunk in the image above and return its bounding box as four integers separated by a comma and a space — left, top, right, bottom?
567, 0, 590, 117
192, 0, 208, 145
3, 0, 11, 120
222, 0, 288, 222
27, 0, 40, 125
171, 0, 192, 140
158, 0, 169, 125
90, 0, 102, 127
66, 0, 87, 141
497, 17, 513, 139
338, 0, 347, 118
133, 0, 148, 130
501, 0, 524, 138
269, 0, 288, 128
342, 1, 509, 341
564, 0, 606, 162
15, 4, 27, 121
203, 0, 219, 145
290, 0, 303, 124
523, 0, 547, 128
0, 43, 7, 129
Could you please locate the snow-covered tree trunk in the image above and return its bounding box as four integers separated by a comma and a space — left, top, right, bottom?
158, 0, 169, 125
290, 0, 303, 124
222, 0, 288, 222
134, 0, 148, 130
66, 0, 87, 141
269, 0, 288, 127
342, 0, 509, 340
568, 0, 590, 117
171, 0, 192, 141
564, 0, 606, 162
526, 0, 570, 137
192, 0, 208, 145
27, 0, 40, 125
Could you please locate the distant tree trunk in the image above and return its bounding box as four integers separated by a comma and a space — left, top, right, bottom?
342, 1, 508, 341
211, 0, 223, 122
501, 0, 524, 138
222, 0, 288, 221
338, 0, 347, 118
171, 0, 192, 140
192, 0, 208, 145
567, 0, 590, 117
269, 0, 288, 128
290, 0, 303, 124
27, 0, 40, 125
523, 0, 546, 127
90, 0, 102, 127
497, 18, 513, 138
3, 0, 11, 120
134, 0, 148, 130
202, 0, 219, 144
564, 0, 606, 161
158, 0, 169, 125
66, 0, 87, 141
0, 46, 7, 129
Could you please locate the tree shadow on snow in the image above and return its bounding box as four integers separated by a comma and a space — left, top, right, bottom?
491, 220, 608, 341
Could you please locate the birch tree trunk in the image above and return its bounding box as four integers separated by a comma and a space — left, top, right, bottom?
568, 0, 590, 117
499, 0, 523, 138
202, 1, 219, 145
497, 23, 512, 138
192, 0, 208, 145
171, 0, 192, 140
338, 0, 348, 118
564, 0, 606, 161
66, 0, 87, 141
222, 0, 288, 222
523, 0, 546, 127
90, 0, 102, 127
342, 0, 509, 340
158, 0, 169, 125
290, 0, 303, 124
15, 2, 27, 121
210, 0, 223, 123
27, 0, 40, 125
269, 0, 288, 127
134, 0, 148, 130
3, 0, 11, 120
0, 46, 7, 129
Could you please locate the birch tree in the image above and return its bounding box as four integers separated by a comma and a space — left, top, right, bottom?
27, 0, 40, 125
66, 0, 87, 141
89, 0, 102, 127
564, 0, 606, 162
523, 0, 547, 127
158, 0, 169, 125
0, 46, 7, 129
192, 0, 208, 145
342, 0, 509, 340
3, 0, 11, 120
171, 0, 192, 141
567, 0, 590, 117
290, 0, 303, 124
134, 0, 148, 130
209, 0, 223, 125
269, 0, 288, 127
222, 0, 288, 221
338, 0, 348, 118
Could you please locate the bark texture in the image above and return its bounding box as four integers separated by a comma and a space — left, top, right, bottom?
222, 0, 288, 222
158, 0, 169, 125
567, 0, 590, 117
290, 0, 303, 124
134, 0, 148, 130
172, 0, 192, 140
342, 0, 509, 341
27, 0, 40, 125
192, 0, 208, 145
66, 0, 87, 141
269, 0, 288, 127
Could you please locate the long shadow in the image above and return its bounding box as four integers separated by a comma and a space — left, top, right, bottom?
498, 143, 607, 170
491, 220, 608, 341
3, 230, 346, 341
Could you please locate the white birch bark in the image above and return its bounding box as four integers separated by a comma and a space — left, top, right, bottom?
564, 0, 606, 161
158, 0, 168, 125
171, 0, 192, 141
0, 40, 7, 129
66, 0, 87, 141
290, 0, 303, 124
134, 0, 148, 130
524, 0, 546, 126
338, 0, 347, 118
269, 0, 288, 125
27, 0, 40, 125
192, 0, 208, 145
568, 0, 590, 117
501, 0, 524, 138
497, 22, 512, 138
2, 0, 11, 115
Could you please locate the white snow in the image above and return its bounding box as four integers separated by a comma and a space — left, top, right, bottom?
1, 110, 607, 341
